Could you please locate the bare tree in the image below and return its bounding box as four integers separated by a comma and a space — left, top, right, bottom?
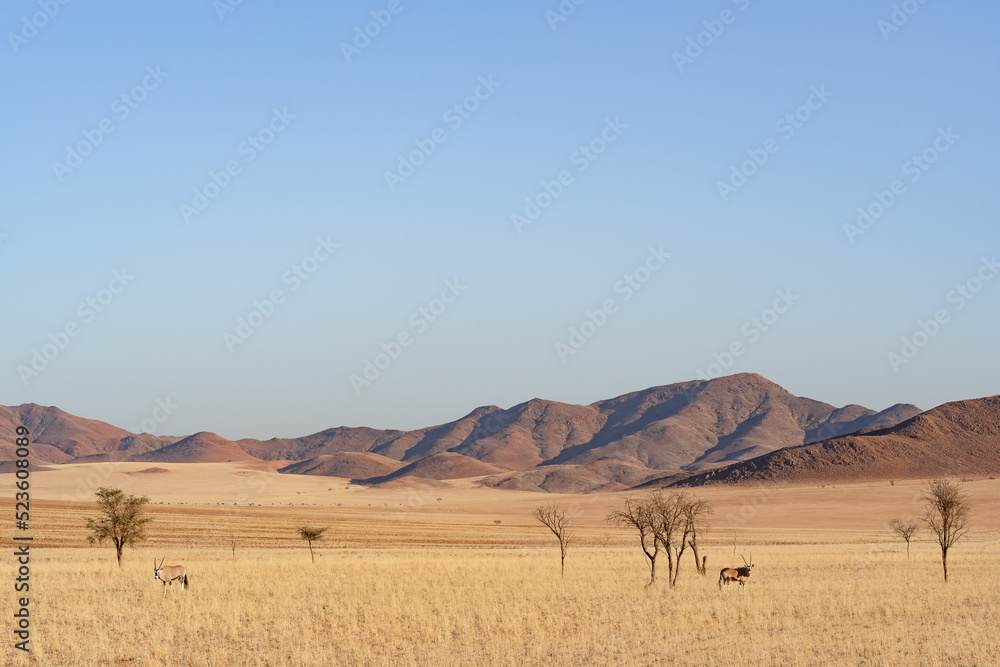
888, 518, 919, 559
922, 479, 971, 581
533, 504, 574, 578
653, 492, 689, 588
608, 491, 712, 587
684, 496, 714, 576
607, 496, 661, 587
84, 487, 152, 567
298, 526, 328, 563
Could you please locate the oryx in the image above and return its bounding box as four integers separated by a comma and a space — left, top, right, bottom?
153, 557, 188, 596
719, 552, 753, 591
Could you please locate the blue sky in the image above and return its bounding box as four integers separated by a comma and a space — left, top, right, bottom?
2, 0, 998, 439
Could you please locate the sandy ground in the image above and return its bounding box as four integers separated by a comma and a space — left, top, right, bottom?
12, 461, 1000, 535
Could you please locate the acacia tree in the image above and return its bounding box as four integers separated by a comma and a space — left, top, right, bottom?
84, 487, 152, 567
298, 526, 328, 563
607, 496, 661, 587
922, 479, 971, 582
533, 504, 574, 578
888, 518, 919, 559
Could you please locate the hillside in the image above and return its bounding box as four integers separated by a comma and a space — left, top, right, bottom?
0, 404, 178, 462
1, 374, 924, 492
660, 395, 1000, 487
248, 374, 919, 483
278, 452, 403, 479
135, 432, 258, 464
370, 452, 510, 482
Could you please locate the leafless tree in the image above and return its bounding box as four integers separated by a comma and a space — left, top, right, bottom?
888, 518, 919, 559
653, 492, 689, 587
684, 496, 714, 576
922, 479, 971, 581
85, 487, 152, 567
533, 504, 574, 578
298, 526, 328, 563
608, 491, 712, 587
607, 495, 661, 587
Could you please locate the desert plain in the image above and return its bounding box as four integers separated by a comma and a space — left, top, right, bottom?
1, 462, 998, 666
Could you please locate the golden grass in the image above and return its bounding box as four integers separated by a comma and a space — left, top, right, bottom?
1, 469, 998, 665
2, 510, 999, 665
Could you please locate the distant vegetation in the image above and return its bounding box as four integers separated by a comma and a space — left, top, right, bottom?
298, 526, 328, 563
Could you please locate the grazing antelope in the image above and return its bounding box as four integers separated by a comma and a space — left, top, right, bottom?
719, 552, 753, 591
153, 557, 188, 596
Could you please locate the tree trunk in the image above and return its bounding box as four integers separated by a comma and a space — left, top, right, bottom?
667, 546, 677, 587
647, 556, 657, 587
905, 540, 910, 559
690, 540, 706, 575
116, 542, 123, 568
941, 546, 948, 582
309, 540, 315, 564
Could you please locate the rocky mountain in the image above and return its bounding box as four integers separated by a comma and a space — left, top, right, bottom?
0, 403, 177, 463
134, 432, 257, 464
1, 374, 924, 492
656, 395, 1000, 487
277, 452, 402, 479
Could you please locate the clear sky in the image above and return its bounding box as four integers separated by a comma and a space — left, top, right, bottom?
2, 0, 998, 440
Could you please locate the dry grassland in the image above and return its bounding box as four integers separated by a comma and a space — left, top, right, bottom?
0, 466, 998, 665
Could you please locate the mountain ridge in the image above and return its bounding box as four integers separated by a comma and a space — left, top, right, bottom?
654, 395, 1000, 487
0, 374, 926, 492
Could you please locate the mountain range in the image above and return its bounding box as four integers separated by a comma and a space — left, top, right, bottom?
654, 394, 1000, 487
2, 373, 940, 492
